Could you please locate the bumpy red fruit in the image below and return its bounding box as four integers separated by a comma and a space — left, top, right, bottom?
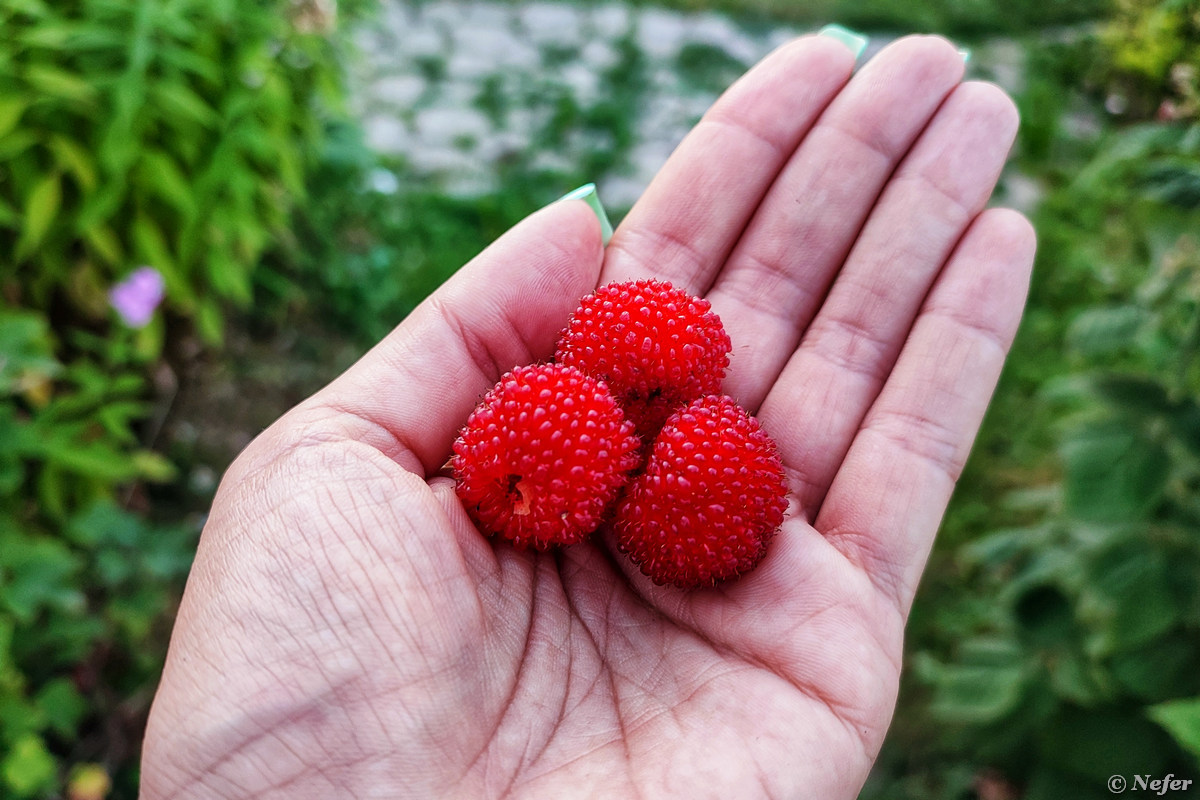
555, 279, 731, 440
453, 363, 641, 550
614, 395, 788, 588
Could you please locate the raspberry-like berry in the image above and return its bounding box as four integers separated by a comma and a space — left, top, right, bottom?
555, 279, 731, 440
453, 363, 641, 550
614, 395, 788, 588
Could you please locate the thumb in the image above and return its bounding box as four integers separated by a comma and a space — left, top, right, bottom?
304, 196, 607, 474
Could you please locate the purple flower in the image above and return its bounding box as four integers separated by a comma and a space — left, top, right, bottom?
109, 266, 165, 328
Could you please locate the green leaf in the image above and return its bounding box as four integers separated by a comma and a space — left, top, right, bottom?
150, 82, 218, 127
1090, 375, 1176, 416
0, 311, 61, 395
131, 450, 177, 482
0, 693, 42, 744
138, 150, 198, 220
1148, 697, 1200, 764
133, 313, 165, 360
66, 502, 141, 548
1046, 652, 1107, 705
1, 734, 57, 797
0, 197, 19, 229
1060, 421, 1170, 523
82, 223, 125, 266
0, 131, 38, 161
1170, 402, 1200, 461
14, 615, 105, 670
15, 173, 61, 261
1066, 306, 1149, 357
50, 135, 98, 194
19, 22, 80, 49
918, 640, 1029, 724
131, 215, 187, 300
0, 455, 24, 495
159, 46, 221, 83
23, 64, 97, 103
1081, 546, 1179, 656
1042, 706, 1172, 782
0, 532, 84, 622
95, 548, 134, 586
35, 678, 86, 738
929, 662, 1028, 723
962, 524, 1044, 568
207, 250, 252, 305
0, 97, 28, 139
196, 297, 225, 346
46, 442, 142, 482
1142, 160, 1200, 209
1112, 639, 1200, 701
35, 464, 68, 521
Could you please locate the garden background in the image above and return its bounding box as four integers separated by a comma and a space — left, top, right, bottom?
1, 0, 1198, 797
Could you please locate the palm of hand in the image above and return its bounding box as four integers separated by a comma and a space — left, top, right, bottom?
143, 35, 1034, 799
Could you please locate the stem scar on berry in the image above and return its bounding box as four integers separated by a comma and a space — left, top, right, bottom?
504, 474, 532, 515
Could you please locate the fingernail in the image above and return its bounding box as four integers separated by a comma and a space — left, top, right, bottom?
818, 24, 868, 60
558, 182, 613, 246
957, 47, 972, 65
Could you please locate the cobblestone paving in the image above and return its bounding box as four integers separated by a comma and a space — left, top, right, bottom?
350, 2, 1034, 210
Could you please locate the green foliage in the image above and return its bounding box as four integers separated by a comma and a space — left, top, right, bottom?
0, 0, 351, 345
257, 122, 559, 345
676, 42, 749, 94
0, 310, 199, 798
868, 4, 1200, 794
1101, 0, 1200, 121
1150, 697, 1200, 761
263, 25, 651, 346
0, 1, 374, 795
1, 735, 56, 798
642, 0, 1107, 37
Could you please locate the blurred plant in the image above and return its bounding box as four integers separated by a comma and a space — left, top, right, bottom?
1100, 0, 1200, 122
0, 0, 356, 345
0, 310, 197, 798
261, 22, 649, 346
650, 0, 1107, 38
863, 2, 1200, 797
256, 121, 550, 345
912, 216, 1200, 796
0, 1, 378, 796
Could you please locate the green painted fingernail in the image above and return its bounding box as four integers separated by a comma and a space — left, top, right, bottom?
558, 183, 613, 246
957, 47, 972, 64
818, 24, 868, 60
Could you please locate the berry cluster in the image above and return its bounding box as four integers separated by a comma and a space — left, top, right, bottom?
452, 279, 788, 589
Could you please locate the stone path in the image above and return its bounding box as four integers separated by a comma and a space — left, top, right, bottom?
350, 1, 1033, 210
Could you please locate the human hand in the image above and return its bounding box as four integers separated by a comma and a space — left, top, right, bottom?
142, 33, 1034, 799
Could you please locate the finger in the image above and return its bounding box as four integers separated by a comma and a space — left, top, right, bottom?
302, 200, 606, 475
815, 208, 1036, 615
599, 34, 858, 291
707, 36, 967, 409
759, 80, 1019, 516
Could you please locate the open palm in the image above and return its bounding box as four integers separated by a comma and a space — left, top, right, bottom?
142, 34, 1034, 799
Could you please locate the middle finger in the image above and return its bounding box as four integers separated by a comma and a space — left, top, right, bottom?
705, 35, 966, 410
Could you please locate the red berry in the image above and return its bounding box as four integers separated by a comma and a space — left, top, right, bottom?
555, 279, 731, 440
614, 395, 788, 588
453, 364, 641, 550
